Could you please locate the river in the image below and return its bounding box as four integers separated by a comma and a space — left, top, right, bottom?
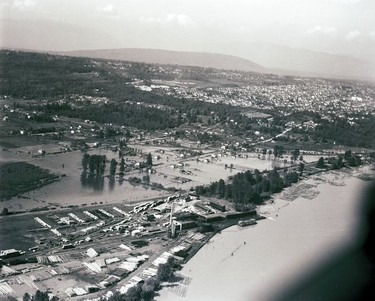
157, 167, 372, 301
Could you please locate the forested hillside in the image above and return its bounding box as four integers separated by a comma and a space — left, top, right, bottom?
0, 50, 245, 131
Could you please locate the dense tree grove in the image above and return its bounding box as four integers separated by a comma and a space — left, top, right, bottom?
156, 257, 176, 282
195, 168, 299, 208
314, 116, 375, 148
0, 52, 100, 99
286, 111, 375, 148
39, 102, 183, 131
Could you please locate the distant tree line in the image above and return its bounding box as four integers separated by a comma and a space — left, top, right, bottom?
313, 115, 375, 148
285, 110, 375, 149
0, 51, 99, 99
38, 102, 183, 131
30, 113, 55, 123
26, 126, 58, 134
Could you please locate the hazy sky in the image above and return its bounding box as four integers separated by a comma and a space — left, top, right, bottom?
1, 0, 374, 60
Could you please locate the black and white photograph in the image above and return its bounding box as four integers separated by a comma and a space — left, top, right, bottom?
0, 1, 374, 300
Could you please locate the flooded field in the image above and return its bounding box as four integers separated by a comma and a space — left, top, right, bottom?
1, 141, 356, 272
0, 147, 168, 211
0, 144, 291, 212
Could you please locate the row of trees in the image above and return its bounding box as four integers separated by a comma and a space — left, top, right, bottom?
260, 146, 302, 162
316, 151, 363, 169
81, 152, 152, 179
82, 154, 107, 176
81, 154, 107, 191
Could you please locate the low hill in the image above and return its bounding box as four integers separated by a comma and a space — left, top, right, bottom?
63, 47, 375, 82
216, 42, 375, 82
62, 48, 266, 73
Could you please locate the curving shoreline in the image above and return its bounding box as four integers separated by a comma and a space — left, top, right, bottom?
157, 165, 373, 301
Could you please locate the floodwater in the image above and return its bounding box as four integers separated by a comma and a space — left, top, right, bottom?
0, 146, 290, 211
0, 203, 129, 250
0, 147, 170, 250
0, 148, 169, 212
0, 214, 40, 250
158, 168, 371, 301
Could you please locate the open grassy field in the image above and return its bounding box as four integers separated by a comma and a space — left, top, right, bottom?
0, 161, 59, 200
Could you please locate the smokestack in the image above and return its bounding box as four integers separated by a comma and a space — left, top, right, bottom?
170, 202, 176, 237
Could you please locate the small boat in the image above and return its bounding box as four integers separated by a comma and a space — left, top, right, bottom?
238, 219, 257, 227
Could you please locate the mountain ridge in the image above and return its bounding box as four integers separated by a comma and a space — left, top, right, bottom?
61, 48, 266, 74
215, 42, 375, 82
1, 18, 374, 82
61, 47, 375, 82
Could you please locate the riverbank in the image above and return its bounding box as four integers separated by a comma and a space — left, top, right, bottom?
157, 165, 372, 301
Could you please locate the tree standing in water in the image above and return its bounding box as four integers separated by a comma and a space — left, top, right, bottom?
316, 157, 325, 168
146, 152, 153, 168
298, 162, 305, 176
119, 157, 125, 175
110, 159, 117, 176
82, 153, 90, 171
